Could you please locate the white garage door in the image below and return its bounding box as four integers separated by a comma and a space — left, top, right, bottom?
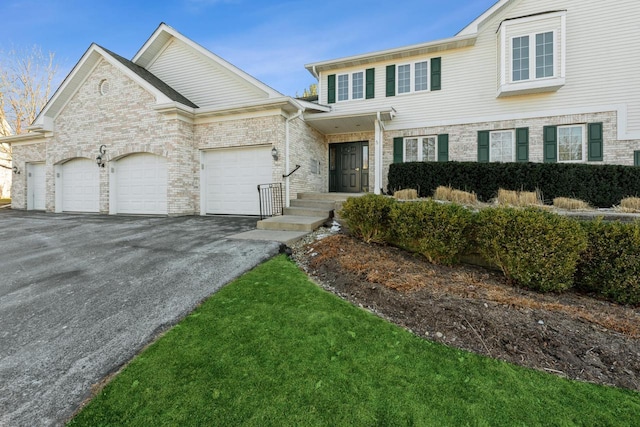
62, 158, 99, 212
115, 153, 167, 215
202, 146, 272, 215
27, 163, 46, 210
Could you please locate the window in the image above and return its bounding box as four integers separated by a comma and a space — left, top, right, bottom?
404, 136, 437, 162
397, 61, 429, 94
536, 32, 554, 78
337, 71, 364, 101
511, 31, 554, 83
558, 125, 584, 162
490, 131, 515, 162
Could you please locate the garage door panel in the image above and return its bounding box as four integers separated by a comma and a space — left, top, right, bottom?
62, 158, 99, 213
116, 154, 167, 215
203, 147, 272, 215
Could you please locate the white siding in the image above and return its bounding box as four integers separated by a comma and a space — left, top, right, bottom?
319, 0, 640, 138
147, 38, 269, 109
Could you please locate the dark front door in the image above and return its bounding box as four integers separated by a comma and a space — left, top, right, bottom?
329, 142, 369, 193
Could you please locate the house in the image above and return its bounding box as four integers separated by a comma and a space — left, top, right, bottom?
4, 0, 640, 215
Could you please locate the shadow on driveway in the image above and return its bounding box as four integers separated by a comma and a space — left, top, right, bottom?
0, 211, 281, 426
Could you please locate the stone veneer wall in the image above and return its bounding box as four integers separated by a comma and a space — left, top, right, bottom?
383, 111, 640, 191
287, 117, 327, 199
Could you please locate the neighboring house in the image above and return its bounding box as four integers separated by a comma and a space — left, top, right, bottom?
3, 0, 640, 215
0, 118, 13, 198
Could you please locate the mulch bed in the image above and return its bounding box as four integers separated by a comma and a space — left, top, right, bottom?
292, 232, 640, 392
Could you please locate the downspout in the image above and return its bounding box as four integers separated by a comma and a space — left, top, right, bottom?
285, 109, 303, 207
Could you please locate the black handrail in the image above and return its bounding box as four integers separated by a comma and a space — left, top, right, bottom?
283, 164, 301, 178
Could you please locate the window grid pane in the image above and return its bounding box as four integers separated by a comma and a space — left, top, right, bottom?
337, 74, 349, 101
405, 138, 418, 162
422, 137, 436, 161
512, 36, 530, 81
558, 126, 583, 161
415, 61, 428, 91
398, 64, 411, 94
536, 32, 554, 78
352, 72, 364, 99
490, 131, 514, 162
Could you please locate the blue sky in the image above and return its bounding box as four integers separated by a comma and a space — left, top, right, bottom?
1, 0, 497, 96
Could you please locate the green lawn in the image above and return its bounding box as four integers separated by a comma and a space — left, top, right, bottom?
69, 255, 640, 426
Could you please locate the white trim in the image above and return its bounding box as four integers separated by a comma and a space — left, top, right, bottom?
54, 164, 62, 213
402, 135, 438, 162
336, 70, 366, 102
561, 13, 567, 78
489, 129, 516, 162
457, 0, 512, 36
385, 104, 640, 141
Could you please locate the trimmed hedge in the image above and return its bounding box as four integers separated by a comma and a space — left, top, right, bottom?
388, 162, 640, 208
390, 200, 474, 265
576, 220, 640, 305
340, 194, 395, 243
475, 208, 587, 292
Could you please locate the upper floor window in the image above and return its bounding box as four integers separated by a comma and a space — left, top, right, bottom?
497, 10, 566, 97
397, 61, 429, 95
337, 71, 364, 102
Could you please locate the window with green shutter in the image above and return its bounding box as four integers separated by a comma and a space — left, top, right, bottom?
543, 125, 558, 163
431, 57, 441, 91
477, 131, 490, 163
386, 65, 396, 97
438, 134, 448, 162
635, 151, 640, 167
327, 74, 336, 104
516, 127, 529, 162
366, 68, 375, 99
588, 122, 603, 161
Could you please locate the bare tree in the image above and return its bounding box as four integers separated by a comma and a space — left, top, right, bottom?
0, 45, 58, 169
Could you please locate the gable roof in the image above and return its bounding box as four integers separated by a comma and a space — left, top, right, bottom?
133, 23, 283, 99
456, 0, 513, 36
30, 43, 198, 131
99, 46, 197, 108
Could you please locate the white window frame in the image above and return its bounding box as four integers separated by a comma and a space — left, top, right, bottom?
489, 130, 516, 163
336, 70, 365, 102
557, 124, 586, 163
497, 10, 566, 97
403, 136, 438, 162
396, 61, 430, 95
510, 30, 556, 84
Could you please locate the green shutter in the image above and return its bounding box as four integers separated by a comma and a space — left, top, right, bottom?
327, 74, 336, 104
635, 151, 640, 167
437, 134, 449, 162
516, 127, 529, 162
386, 65, 396, 97
543, 126, 557, 163
588, 122, 603, 161
393, 137, 404, 163
431, 57, 441, 91
366, 68, 375, 99
478, 131, 490, 163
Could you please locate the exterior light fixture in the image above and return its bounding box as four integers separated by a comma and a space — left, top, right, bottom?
96, 145, 107, 167
271, 146, 278, 161
12, 165, 20, 174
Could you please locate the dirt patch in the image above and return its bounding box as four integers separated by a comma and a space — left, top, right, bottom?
292, 232, 640, 392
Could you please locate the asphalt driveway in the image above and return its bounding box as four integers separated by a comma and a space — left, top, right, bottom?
0, 211, 281, 426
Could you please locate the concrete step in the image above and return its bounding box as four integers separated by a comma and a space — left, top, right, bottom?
297, 192, 364, 202
283, 206, 333, 217
257, 215, 328, 232
289, 199, 336, 210
228, 229, 310, 245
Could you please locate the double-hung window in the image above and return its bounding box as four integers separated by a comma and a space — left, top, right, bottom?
558, 125, 585, 162
397, 61, 429, 94
404, 136, 437, 162
337, 71, 365, 101
490, 130, 515, 162
512, 31, 554, 82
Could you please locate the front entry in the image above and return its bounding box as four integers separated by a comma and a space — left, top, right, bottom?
329, 142, 369, 193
